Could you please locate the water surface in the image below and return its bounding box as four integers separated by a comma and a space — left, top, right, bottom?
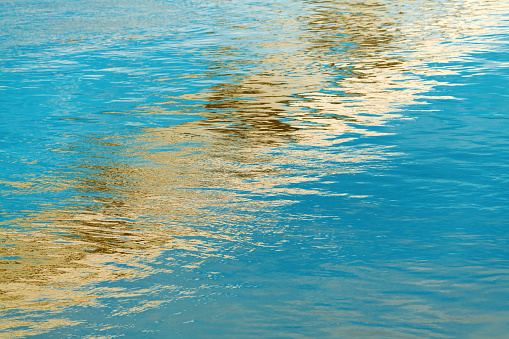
1, 0, 509, 337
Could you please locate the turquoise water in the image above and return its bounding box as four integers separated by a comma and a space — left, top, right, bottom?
1, 0, 509, 337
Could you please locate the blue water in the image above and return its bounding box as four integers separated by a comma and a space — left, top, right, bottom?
1, 0, 509, 337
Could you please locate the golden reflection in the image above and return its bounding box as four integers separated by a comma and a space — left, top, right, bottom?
0, 207, 244, 334
1, 0, 506, 336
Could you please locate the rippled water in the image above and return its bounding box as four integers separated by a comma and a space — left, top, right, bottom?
1, 0, 509, 337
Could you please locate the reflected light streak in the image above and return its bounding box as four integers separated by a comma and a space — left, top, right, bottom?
1, 0, 506, 336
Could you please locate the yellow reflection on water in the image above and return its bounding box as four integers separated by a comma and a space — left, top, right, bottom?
0, 206, 245, 334
1, 0, 506, 336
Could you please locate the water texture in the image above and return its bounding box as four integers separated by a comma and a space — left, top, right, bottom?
1, 0, 508, 337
